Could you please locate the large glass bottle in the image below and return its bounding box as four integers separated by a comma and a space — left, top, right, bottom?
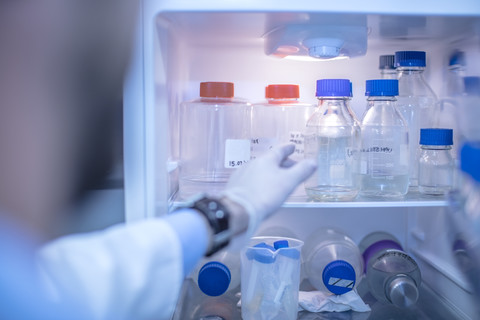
358, 79, 409, 198
395, 51, 437, 191
178, 82, 251, 199
304, 79, 360, 201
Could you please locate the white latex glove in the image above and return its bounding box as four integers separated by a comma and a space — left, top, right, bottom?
222, 144, 316, 237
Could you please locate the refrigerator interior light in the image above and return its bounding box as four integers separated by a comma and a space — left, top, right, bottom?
303, 37, 345, 59
264, 22, 367, 61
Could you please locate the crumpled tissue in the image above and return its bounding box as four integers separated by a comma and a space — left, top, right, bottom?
298, 290, 371, 313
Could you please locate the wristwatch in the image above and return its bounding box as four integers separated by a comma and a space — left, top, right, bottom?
188, 195, 232, 256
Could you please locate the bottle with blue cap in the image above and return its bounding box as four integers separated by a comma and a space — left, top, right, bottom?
358, 79, 409, 198
302, 228, 363, 295
304, 79, 360, 201
457, 76, 480, 142
418, 128, 455, 195
395, 51, 438, 191
445, 50, 466, 97
359, 231, 421, 308
447, 142, 480, 300
192, 249, 241, 297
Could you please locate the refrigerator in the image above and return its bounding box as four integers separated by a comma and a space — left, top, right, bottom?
123, 0, 480, 318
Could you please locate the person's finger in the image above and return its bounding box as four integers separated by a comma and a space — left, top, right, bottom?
268, 144, 296, 164
280, 157, 297, 168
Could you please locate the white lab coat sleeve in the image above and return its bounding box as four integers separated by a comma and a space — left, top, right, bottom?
37, 219, 184, 320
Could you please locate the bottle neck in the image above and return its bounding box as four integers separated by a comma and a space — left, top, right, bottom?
267, 98, 299, 105
420, 145, 452, 150
367, 96, 397, 102
397, 66, 425, 76
380, 69, 397, 79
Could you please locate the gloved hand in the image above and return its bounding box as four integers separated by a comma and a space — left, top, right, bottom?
222, 144, 316, 237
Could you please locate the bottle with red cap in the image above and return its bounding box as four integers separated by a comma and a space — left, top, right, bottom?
179, 82, 251, 199
251, 84, 314, 198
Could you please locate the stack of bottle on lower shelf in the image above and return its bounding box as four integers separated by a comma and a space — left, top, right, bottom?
179, 228, 423, 320
177, 50, 477, 202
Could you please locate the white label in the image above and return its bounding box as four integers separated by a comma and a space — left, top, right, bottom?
224, 139, 251, 168
328, 277, 354, 288
289, 131, 305, 157
250, 137, 278, 159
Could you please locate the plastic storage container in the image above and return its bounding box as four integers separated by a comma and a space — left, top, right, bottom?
379, 55, 396, 79
418, 128, 455, 195
304, 79, 360, 201
251, 84, 314, 198
302, 228, 363, 295
395, 51, 438, 191
359, 231, 422, 308
358, 79, 409, 198
241, 237, 303, 320
179, 82, 251, 199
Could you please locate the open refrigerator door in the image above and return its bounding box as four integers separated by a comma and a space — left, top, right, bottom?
123, 1, 480, 319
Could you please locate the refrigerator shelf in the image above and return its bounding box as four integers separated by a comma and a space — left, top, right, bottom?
171, 193, 447, 211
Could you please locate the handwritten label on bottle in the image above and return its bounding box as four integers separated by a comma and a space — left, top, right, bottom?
250, 137, 278, 160
224, 139, 251, 168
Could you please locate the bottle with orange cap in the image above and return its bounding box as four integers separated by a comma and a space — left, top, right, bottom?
251, 84, 315, 199
179, 81, 252, 199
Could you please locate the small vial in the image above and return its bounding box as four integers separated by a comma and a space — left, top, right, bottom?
418, 128, 455, 195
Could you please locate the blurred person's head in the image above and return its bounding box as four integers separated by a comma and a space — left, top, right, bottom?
0, 1, 138, 241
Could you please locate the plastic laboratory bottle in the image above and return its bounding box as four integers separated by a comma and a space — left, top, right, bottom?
379, 55, 396, 79
457, 77, 480, 143
418, 128, 455, 195
302, 228, 363, 295
447, 142, 480, 299
395, 51, 437, 191
358, 79, 409, 198
304, 79, 360, 201
359, 231, 421, 308
179, 82, 251, 199
191, 249, 241, 297
251, 84, 315, 198
445, 50, 466, 97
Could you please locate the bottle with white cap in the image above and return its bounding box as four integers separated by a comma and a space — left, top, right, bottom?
359, 231, 421, 308
302, 228, 363, 295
